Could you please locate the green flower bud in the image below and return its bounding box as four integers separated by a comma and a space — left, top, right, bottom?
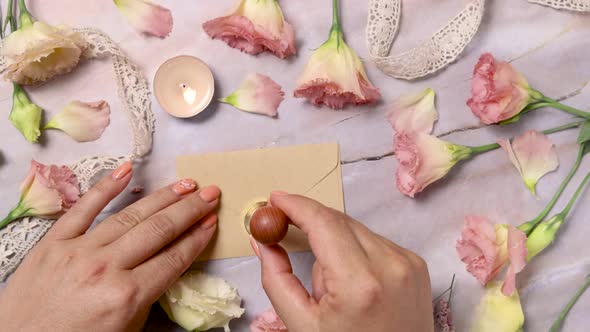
525, 214, 564, 260
9, 84, 42, 143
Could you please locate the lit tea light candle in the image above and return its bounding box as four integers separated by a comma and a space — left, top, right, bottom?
154, 55, 215, 118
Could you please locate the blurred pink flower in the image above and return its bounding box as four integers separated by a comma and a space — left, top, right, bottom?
498, 130, 559, 196
44, 101, 111, 142
394, 133, 472, 197
456, 215, 527, 296
467, 53, 531, 124
203, 0, 296, 59
434, 298, 455, 332
1, 160, 80, 229
387, 88, 437, 135
220, 73, 284, 117
114, 0, 173, 38
250, 308, 288, 332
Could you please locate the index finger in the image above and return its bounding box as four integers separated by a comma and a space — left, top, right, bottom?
269, 192, 370, 277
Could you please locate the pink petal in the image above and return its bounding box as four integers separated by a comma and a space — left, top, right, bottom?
203, 14, 296, 59
45, 101, 111, 142
387, 88, 438, 134
498, 131, 559, 195
250, 308, 288, 332
115, 0, 173, 38
502, 226, 528, 296
294, 75, 380, 110
221, 73, 284, 117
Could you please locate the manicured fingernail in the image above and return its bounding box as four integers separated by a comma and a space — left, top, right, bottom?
271, 191, 289, 196
112, 161, 132, 180
250, 236, 261, 258
173, 179, 197, 195
199, 185, 221, 203
200, 214, 218, 229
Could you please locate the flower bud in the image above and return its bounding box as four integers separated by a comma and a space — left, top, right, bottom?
525, 214, 564, 260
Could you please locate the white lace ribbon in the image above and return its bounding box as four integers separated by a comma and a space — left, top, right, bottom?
366, 0, 589, 80
529, 0, 590, 10
0, 29, 155, 282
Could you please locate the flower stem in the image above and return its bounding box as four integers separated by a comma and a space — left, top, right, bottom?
468, 121, 583, 156
17, 0, 34, 28
3, 0, 16, 33
541, 95, 590, 120
329, 0, 343, 41
0, 203, 28, 230
519, 144, 584, 235
549, 274, 590, 332
559, 170, 590, 218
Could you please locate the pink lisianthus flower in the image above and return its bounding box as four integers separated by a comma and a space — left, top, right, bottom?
0, 160, 80, 230
394, 133, 472, 198
456, 215, 528, 296
44, 101, 111, 142
387, 88, 437, 134
498, 130, 559, 196
250, 308, 288, 332
203, 0, 296, 59
293, 1, 380, 109
467, 53, 533, 124
114, 0, 173, 38
220, 73, 284, 117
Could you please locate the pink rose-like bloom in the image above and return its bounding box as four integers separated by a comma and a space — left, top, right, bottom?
456, 215, 527, 296
498, 130, 559, 196
394, 133, 471, 198
203, 0, 296, 59
19, 160, 80, 218
294, 30, 380, 110
220, 73, 284, 117
114, 0, 173, 38
44, 101, 111, 142
467, 53, 531, 124
387, 88, 437, 135
250, 308, 288, 332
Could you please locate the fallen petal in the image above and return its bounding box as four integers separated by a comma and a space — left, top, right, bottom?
45, 101, 111, 142
498, 131, 559, 195
220, 73, 284, 117
387, 88, 438, 134
114, 0, 173, 38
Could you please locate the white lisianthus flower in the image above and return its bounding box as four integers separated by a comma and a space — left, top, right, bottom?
1, 18, 88, 85
159, 271, 245, 332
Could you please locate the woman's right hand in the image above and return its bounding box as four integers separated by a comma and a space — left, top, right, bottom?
251, 192, 434, 332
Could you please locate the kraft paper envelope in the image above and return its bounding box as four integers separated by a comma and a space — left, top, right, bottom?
176, 143, 345, 261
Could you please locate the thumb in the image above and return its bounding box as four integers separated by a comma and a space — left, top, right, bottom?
250, 237, 317, 329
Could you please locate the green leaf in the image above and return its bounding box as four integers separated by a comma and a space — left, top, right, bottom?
577, 121, 590, 145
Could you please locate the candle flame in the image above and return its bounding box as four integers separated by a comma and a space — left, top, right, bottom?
180, 83, 197, 105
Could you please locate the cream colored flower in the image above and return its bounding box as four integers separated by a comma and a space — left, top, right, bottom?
1, 21, 88, 85
471, 282, 524, 332
159, 271, 245, 332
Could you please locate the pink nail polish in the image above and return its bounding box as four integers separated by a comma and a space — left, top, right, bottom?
201, 214, 218, 229
112, 161, 132, 180
199, 186, 221, 203
271, 191, 289, 196
250, 236, 261, 258
173, 179, 197, 195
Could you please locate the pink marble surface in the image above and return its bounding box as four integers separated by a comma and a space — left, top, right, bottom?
1, 1, 590, 331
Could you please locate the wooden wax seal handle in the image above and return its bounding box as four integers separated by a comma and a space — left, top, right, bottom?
249, 206, 289, 245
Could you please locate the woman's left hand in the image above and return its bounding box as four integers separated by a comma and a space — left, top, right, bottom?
0, 162, 220, 332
